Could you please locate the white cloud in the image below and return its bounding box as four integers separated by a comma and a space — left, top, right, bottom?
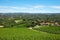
50, 6, 60, 9
0, 5, 60, 13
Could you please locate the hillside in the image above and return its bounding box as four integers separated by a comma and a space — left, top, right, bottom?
0, 28, 60, 40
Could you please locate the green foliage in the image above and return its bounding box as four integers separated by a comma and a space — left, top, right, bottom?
33, 26, 60, 34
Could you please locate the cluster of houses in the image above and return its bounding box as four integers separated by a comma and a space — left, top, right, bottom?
39, 21, 60, 26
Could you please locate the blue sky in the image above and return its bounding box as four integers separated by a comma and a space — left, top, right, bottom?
0, 0, 60, 13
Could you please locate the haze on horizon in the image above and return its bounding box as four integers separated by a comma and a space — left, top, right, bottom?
0, 0, 60, 13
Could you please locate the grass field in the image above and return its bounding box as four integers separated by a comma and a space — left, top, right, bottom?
0, 28, 60, 40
